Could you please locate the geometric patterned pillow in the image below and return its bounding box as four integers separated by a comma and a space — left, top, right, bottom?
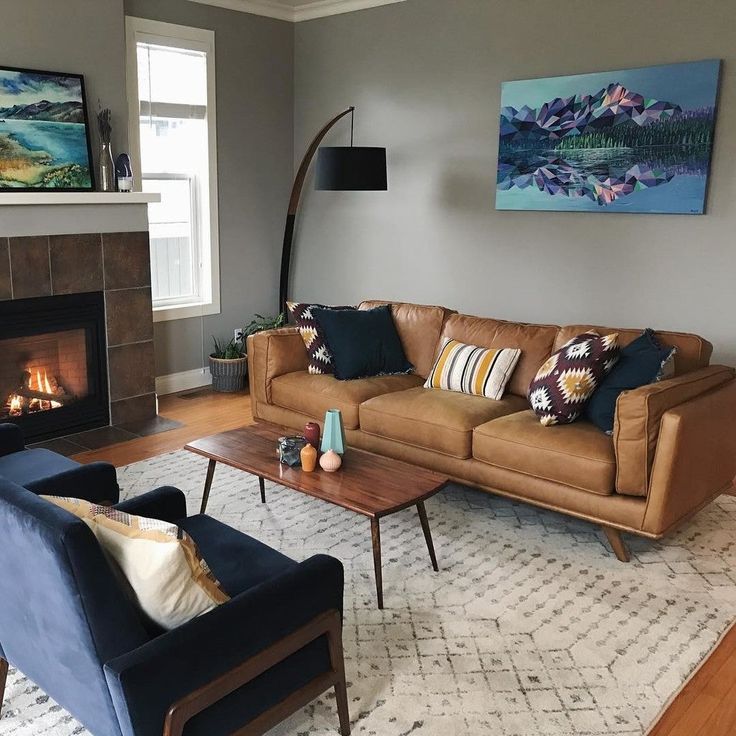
286, 301, 356, 375
41, 496, 229, 630
528, 331, 620, 426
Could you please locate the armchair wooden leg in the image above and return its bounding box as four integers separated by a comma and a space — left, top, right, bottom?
0, 656, 8, 717
327, 616, 351, 736
603, 526, 631, 562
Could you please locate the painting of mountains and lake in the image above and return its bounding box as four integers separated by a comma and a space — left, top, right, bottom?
0, 67, 94, 191
496, 60, 721, 214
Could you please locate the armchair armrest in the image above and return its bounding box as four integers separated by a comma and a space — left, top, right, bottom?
247, 327, 308, 409
114, 486, 187, 523
24, 461, 120, 504
104, 554, 343, 736
0, 423, 25, 457
613, 365, 734, 496
642, 379, 736, 535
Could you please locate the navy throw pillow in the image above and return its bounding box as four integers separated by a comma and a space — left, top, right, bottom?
585, 329, 676, 433
312, 305, 413, 380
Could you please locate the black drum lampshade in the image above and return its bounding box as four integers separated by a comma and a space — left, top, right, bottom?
315, 146, 388, 191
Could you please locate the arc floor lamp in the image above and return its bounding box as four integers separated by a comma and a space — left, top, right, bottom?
279, 106, 388, 312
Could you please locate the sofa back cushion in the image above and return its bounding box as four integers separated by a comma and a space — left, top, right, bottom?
359, 300, 454, 379
554, 325, 712, 376
439, 314, 559, 397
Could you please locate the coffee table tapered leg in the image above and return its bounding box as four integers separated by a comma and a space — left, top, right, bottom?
258, 476, 266, 503
370, 517, 383, 609
199, 459, 217, 514
416, 501, 439, 572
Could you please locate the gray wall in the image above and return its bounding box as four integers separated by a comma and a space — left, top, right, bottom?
294, 0, 736, 364
125, 0, 294, 375
1, 0, 128, 155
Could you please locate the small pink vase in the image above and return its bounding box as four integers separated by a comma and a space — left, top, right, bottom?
319, 449, 342, 473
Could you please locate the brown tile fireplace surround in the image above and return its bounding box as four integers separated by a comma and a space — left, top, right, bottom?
0, 231, 156, 433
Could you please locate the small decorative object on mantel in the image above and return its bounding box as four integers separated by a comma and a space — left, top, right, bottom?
319, 449, 342, 473
209, 336, 247, 392
321, 408, 346, 455
304, 421, 320, 449
300, 442, 318, 472
96, 106, 114, 192
278, 436, 307, 467
115, 153, 133, 192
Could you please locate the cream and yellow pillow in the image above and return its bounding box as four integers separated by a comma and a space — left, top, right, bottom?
43, 496, 229, 629
425, 338, 521, 400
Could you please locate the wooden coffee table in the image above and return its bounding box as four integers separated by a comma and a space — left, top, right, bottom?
185, 423, 448, 608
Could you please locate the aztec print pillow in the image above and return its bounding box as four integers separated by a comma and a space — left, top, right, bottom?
286, 301, 356, 375
528, 331, 620, 426
43, 496, 229, 629
425, 338, 521, 400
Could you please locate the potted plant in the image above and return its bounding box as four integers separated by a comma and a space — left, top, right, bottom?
242, 312, 286, 340
209, 336, 247, 393
208, 314, 285, 393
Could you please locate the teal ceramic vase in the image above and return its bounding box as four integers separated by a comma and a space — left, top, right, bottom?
321, 408, 346, 455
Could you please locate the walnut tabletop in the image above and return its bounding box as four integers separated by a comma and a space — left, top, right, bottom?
185, 421, 448, 609
184, 422, 448, 518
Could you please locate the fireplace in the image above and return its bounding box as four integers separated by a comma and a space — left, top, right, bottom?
0, 292, 109, 442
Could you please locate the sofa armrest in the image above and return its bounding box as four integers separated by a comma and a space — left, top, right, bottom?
103, 554, 343, 736
642, 379, 736, 535
24, 461, 120, 504
247, 327, 308, 408
114, 486, 187, 523
613, 365, 734, 496
0, 423, 25, 457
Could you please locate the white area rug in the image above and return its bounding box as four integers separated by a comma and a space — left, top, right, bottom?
3, 449, 736, 735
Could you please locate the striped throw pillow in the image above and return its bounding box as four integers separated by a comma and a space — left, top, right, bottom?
424, 338, 522, 400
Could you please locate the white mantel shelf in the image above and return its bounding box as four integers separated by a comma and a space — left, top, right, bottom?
0, 192, 160, 206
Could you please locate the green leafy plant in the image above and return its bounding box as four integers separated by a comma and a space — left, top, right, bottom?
211, 336, 245, 360
242, 312, 286, 338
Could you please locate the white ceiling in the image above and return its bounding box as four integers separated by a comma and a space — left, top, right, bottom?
187, 0, 406, 22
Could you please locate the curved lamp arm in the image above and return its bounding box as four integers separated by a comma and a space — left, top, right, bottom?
279, 106, 355, 313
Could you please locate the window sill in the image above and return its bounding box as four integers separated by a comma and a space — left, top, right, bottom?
153, 300, 221, 323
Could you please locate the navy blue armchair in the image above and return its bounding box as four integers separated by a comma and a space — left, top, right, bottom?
0, 422, 119, 503
0, 479, 349, 736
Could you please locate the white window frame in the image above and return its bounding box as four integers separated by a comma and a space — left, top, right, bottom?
125, 16, 221, 323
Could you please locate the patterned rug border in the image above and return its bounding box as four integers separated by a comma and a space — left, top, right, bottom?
643, 616, 736, 734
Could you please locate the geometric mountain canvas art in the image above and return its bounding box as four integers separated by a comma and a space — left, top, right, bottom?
495, 60, 721, 214
0, 66, 94, 191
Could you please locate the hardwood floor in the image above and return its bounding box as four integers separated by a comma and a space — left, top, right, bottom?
71, 388, 735, 735
71, 388, 254, 466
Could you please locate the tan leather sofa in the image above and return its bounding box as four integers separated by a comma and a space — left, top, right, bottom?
248, 300, 736, 560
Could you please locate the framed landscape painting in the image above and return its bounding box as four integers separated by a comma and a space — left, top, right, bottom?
495, 60, 721, 214
0, 66, 94, 191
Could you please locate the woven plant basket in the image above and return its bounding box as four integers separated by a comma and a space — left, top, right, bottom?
208, 355, 248, 393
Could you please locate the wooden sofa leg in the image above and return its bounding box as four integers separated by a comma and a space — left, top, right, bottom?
327, 615, 351, 736
0, 656, 8, 716
602, 527, 631, 562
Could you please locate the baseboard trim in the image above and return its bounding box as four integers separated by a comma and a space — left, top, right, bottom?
156, 367, 211, 396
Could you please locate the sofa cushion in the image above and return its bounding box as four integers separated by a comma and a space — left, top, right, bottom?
554, 325, 712, 376
528, 331, 620, 426
286, 301, 355, 375
473, 410, 616, 496
360, 387, 529, 459
425, 338, 521, 400
313, 305, 413, 379
359, 300, 454, 379
270, 371, 424, 429
439, 313, 559, 397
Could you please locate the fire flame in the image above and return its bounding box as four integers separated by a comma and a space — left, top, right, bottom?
6, 367, 62, 415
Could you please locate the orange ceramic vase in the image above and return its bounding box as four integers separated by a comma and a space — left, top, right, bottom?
300, 443, 318, 472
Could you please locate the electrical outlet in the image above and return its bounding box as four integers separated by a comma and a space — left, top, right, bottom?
234, 328, 245, 342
